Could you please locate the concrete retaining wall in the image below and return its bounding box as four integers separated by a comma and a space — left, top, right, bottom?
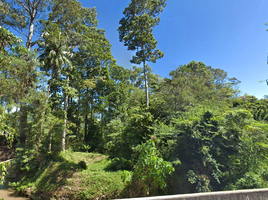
117, 188, 268, 200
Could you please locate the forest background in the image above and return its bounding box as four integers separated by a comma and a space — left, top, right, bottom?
1, 0, 268, 199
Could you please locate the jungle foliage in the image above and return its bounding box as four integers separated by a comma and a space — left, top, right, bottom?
1, 0, 268, 198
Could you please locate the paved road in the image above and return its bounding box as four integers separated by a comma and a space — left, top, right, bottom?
0, 189, 29, 200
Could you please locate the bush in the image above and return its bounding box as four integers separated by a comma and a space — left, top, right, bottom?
78, 161, 87, 170
103, 108, 157, 170
122, 140, 174, 197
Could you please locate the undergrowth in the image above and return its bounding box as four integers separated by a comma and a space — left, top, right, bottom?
11, 151, 127, 200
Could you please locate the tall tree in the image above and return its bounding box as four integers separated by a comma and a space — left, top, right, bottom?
38, 22, 72, 101
0, 27, 38, 144
0, 0, 51, 144
75, 28, 115, 144
43, 0, 103, 150
0, 27, 37, 105
48, 0, 98, 50
159, 61, 240, 113
1, 0, 51, 50
38, 23, 73, 151
118, 0, 166, 108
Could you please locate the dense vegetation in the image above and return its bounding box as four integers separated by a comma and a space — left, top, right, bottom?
1, 0, 268, 199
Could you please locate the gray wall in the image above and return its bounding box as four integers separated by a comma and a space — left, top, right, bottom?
117, 188, 268, 200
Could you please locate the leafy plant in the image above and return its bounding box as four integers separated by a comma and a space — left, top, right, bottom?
0, 160, 11, 185
81, 144, 91, 153
12, 148, 46, 178
122, 140, 174, 197
0, 105, 16, 147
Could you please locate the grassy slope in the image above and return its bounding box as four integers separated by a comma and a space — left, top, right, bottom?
14, 151, 127, 200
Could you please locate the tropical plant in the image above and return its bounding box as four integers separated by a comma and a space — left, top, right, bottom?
38, 22, 72, 100
122, 140, 174, 197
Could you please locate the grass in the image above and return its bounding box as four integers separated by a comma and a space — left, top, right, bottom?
12, 151, 127, 200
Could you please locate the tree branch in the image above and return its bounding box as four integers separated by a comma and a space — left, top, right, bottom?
34, 0, 41, 9
15, 0, 30, 13
30, 32, 45, 47
24, 15, 31, 20
26, 0, 33, 14
11, 26, 28, 37
33, 0, 38, 7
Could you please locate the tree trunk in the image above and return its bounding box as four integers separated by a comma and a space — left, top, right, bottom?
49, 107, 53, 151
25, 3, 37, 50
76, 94, 80, 138
142, 45, 149, 108
100, 113, 103, 133
19, 105, 27, 145
26, 17, 35, 50
46, 63, 56, 102
46, 64, 57, 151
90, 90, 93, 127
84, 87, 89, 143
143, 60, 149, 108
174, 85, 177, 111
48, 132, 52, 152
84, 114, 88, 142
19, 9, 36, 145
62, 76, 69, 152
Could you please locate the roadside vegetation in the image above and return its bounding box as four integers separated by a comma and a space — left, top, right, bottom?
1, 0, 268, 199
10, 151, 126, 199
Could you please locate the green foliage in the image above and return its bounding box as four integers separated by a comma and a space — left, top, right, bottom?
123, 140, 174, 197
187, 170, 211, 192
0, 105, 16, 146
38, 21, 73, 93
159, 61, 239, 114
1, 0, 50, 43
168, 106, 268, 193
174, 110, 225, 192
0, 27, 37, 105
0, 160, 10, 185
81, 144, 91, 153
13, 148, 46, 177
230, 96, 268, 122
118, 0, 166, 64
150, 121, 177, 161
78, 160, 87, 170
11, 151, 126, 199
67, 137, 89, 153
118, 0, 167, 107
2, 0, 268, 197
223, 120, 268, 190
105, 107, 157, 170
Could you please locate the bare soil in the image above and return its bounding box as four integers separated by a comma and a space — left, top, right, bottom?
0, 135, 16, 162
0, 189, 29, 200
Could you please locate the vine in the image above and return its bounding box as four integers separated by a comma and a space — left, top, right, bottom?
0, 159, 12, 185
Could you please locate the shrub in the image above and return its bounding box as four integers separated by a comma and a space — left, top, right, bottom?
78, 161, 87, 170
122, 140, 174, 197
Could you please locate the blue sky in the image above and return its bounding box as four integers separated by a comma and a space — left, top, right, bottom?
79, 0, 268, 98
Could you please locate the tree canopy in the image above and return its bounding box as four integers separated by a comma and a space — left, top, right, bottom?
1, 1, 268, 199
118, 0, 166, 107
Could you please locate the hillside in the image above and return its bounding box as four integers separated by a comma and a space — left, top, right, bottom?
11, 151, 127, 200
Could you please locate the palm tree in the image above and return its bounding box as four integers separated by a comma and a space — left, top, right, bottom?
38, 23, 72, 152
39, 24, 72, 101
